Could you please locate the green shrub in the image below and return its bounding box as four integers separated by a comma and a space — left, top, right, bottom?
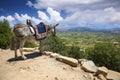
86, 42, 120, 71
43, 35, 85, 59
66, 45, 85, 59
24, 40, 38, 48
0, 19, 12, 49
43, 35, 67, 55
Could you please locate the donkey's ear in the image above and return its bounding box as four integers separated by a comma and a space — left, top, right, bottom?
55, 23, 59, 27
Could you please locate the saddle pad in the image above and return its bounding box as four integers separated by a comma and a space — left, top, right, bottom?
37, 24, 46, 34
35, 24, 47, 40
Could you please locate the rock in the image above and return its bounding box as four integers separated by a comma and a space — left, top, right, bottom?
96, 66, 108, 77
23, 48, 35, 52
106, 70, 120, 80
78, 59, 88, 65
82, 61, 98, 73
56, 55, 78, 67
50, 53, 60, 58
43, 51, 53, 56
98, 74, 106, 80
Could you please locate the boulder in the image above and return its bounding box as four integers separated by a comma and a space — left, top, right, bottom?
106, 70, 120, 80
23, 48, 35, 52
96, 66, 108, 77
56, 55, 78, 67
98, 74, 106, 80
50, 53, 60, 58
82, 61, 98, 73
78, 59, 88, 65
43, 51, 53, 56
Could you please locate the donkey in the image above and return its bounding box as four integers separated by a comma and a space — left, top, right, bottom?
11, 21, 59, 60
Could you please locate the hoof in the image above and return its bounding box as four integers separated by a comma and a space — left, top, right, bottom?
15, 56, 18, 59
22, 56, 27, 60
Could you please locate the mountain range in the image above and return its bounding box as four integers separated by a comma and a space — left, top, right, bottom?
57, 27, 120, 34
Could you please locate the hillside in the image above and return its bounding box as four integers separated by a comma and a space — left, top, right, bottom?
0, 49, 120, 80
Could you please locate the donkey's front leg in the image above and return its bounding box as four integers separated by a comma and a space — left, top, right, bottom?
39, 39, 47, 53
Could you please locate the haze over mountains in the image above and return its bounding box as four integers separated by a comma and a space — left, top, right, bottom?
57, 26, 120, 34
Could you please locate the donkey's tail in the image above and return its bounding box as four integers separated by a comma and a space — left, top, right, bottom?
10, 31, 16, 50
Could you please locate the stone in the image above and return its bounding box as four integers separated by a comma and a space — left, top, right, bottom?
50, 53, 60, 58
82, 61, 98, 73
106, 70, 120, 80
43, 51, 53, 56
98, 74, 106, 80
23, 48, 35, 52
78, 59, 88, 65
56, 55, 78, 67
96, 66, 108, 77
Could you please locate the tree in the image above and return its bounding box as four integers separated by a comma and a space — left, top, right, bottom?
0, 19, 12, 49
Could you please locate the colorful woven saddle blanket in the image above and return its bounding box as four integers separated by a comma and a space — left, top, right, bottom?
35, 24, 47, 40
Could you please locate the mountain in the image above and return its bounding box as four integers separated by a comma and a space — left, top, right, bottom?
57, 26, 120, 34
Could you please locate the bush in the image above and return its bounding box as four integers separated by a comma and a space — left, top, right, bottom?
85, 42, 120, 71
24, 40, 38, 48
66, 45, 85, 59
43, 35, 85, 59
0, 19, 12, 49
43, 35, 67, 55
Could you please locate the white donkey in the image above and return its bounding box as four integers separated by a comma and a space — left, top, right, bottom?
11, 20, 59, 60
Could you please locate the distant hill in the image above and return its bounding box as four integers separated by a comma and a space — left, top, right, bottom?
57, 27, 120, 34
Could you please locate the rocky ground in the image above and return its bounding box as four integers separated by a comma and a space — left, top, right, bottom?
0, 48, 120, 80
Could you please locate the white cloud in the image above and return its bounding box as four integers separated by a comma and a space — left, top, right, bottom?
37, 7, 63, 23
65, 7, 120, 25
26, 1, 33, 7
26, 0, 101, 11
0, 15, 15, 26
37, 11, 49, 21
14, 13, 31, 23
47, 7, 63, 22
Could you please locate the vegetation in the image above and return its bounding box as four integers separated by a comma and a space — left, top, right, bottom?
0, 19, 12, 49
44, 33, 120, 72
24, 40, 38, 48
57, 32, 120, 48
85, 43, 120, 71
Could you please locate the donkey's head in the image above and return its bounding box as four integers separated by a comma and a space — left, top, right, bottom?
46, 23, 59, 36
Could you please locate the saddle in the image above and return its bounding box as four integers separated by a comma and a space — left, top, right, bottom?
35, 24, 47, 40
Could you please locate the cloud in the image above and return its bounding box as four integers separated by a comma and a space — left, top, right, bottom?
26, 0, 102, 11
14, 13, 41, 24
65, 7, 120, 26
14, 13, 31, 23
26, 1, 33, 7
47, 7, 63, 22
0, 7, 63, 27
37, 7, 63, 23
37, 11, 49, 21
0, 15, 15, 26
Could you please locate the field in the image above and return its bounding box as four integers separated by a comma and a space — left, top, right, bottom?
56, 32, 120, 49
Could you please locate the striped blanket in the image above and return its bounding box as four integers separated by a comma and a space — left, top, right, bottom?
35, 24, 47, 40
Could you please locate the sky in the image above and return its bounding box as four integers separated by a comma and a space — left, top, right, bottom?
0, 0, 120, 29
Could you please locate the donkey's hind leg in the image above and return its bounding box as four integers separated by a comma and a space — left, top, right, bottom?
14, 38, 19, 59
19, 37, 27, 60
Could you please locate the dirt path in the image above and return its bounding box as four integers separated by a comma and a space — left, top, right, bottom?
0, 49, 91, 80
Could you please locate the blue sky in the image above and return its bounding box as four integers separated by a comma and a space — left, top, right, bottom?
0, 0, 120, 29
